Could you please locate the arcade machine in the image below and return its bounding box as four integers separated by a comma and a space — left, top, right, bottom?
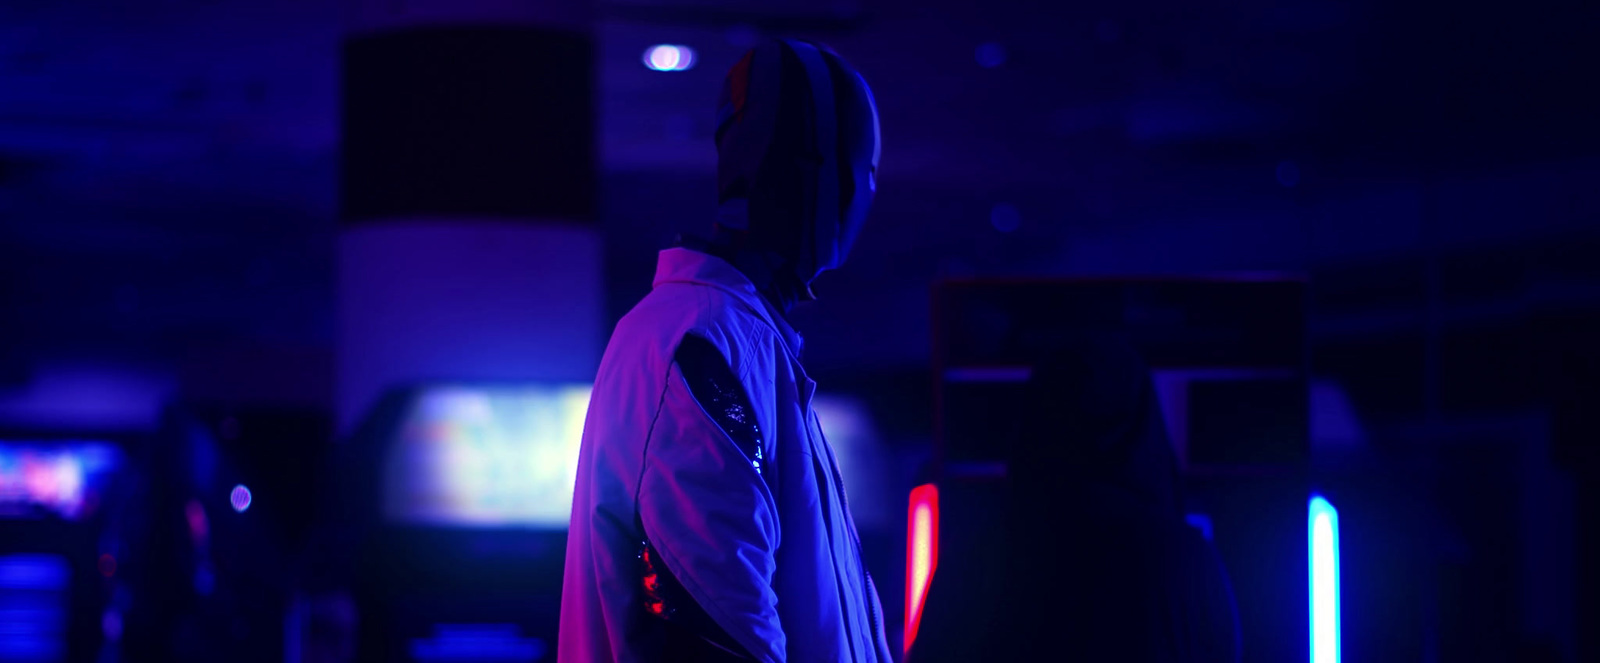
341, 383, 591, 663
0, 436, 135, 663
907, 277, 1330, 663
129, 404, 334, 663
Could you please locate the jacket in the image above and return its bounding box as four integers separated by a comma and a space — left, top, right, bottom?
559, 247, 892, 663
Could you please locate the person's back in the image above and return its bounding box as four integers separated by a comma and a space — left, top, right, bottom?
559, 38, 888, 663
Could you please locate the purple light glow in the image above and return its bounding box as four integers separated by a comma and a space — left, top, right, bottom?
185, 499, 210, 545
102, 611, 122, 641
0, 364, 175, 432
337, 223, 603, 433
230, 484, 251, 513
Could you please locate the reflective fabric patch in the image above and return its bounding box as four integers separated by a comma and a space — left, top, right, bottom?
638, 539, 754, 660
675, 334, 766, 476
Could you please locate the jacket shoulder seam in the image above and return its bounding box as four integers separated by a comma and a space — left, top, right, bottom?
631, 350, 678, 517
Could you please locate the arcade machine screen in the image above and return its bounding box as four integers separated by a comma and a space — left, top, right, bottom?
0, 441, 126, 663
361, 384, 591, 663
0, 442, 121, 520
382, 385, 590, 529
383, 388, 873, 528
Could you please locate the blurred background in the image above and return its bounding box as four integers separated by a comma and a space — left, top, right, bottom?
1, 0, 1597, 661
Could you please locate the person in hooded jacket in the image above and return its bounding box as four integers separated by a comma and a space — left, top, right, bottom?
558, 39, 889, 663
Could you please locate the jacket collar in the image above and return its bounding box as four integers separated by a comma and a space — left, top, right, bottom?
653, 248, 804, 356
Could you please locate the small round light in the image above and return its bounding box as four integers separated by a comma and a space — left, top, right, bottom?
230, 484, 251, 513
98, 554, 117, 578
644, 45, 697, 72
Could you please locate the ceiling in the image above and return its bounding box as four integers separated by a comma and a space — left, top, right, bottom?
2, 0, 1596, 392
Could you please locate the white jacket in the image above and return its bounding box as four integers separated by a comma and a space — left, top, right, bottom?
559, 247, 892, 663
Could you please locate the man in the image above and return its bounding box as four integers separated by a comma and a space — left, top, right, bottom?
559, 39, 888, 663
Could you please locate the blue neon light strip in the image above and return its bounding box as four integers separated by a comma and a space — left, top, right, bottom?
1184, 512, 1215, 541
0, 555, 70, 661
1309, 495, 1341, 663
410, 624, 545, 662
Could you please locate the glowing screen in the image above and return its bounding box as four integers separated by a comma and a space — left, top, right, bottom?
383, 385, 591, 528
1309, 494, 1341, 663
0, 442, 121, 520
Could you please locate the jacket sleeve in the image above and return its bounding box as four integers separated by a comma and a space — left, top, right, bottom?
637, 332, 785, 662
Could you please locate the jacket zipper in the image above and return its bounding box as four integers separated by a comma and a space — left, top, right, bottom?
817, 423, 884, 659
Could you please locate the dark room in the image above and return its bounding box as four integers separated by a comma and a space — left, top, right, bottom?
2, 0, 1598, 661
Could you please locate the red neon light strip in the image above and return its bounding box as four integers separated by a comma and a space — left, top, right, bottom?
904, 483, 940, 655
